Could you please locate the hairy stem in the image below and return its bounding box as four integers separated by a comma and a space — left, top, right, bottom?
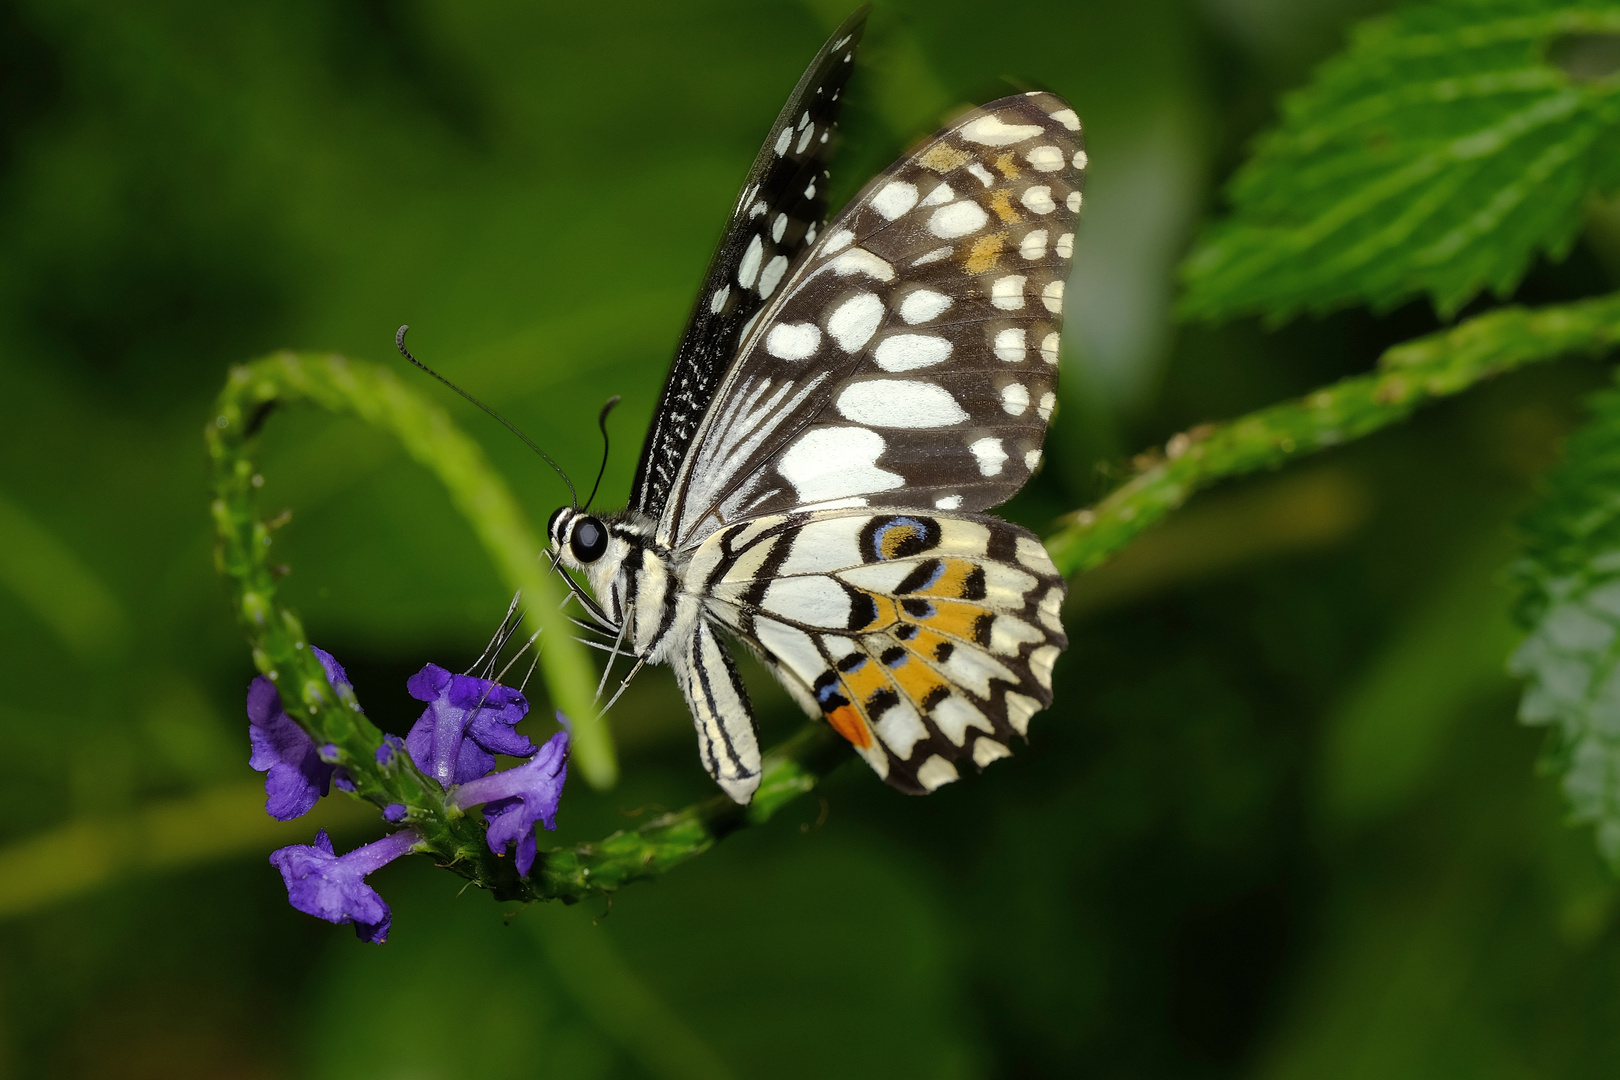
1047, 292, 1620, 575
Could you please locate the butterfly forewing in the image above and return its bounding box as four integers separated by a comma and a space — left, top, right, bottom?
630, 8, 868, 521
687, 508, 1067, 793
659, 91, 1085, 550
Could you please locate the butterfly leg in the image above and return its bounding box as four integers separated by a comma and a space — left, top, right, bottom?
669, 617, 761, 804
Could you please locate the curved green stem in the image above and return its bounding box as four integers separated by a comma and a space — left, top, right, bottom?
1047, 291, 1620, 576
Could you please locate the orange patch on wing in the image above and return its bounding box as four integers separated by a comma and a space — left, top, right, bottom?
840, 656, 893, 706
879, 523, 928, 560
989, 190, 1022, 224
856, 594, 900, 632
826, 703, 873, 749
920, 142, 971, 173
993, 151, 1022, 178
965, 232, 1005, 274
908, 598, 994, 643
889, 655, 950, 708
912, 559, 981, 600
903, 624, 957, 660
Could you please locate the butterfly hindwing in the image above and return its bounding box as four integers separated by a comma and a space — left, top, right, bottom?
686, 508, 1067, 794
659, 90, 1084, 549
630, 8, 868, 521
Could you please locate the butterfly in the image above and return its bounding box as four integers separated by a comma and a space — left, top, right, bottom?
548, 10, 1080, 802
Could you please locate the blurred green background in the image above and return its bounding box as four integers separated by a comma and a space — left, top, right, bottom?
2, 0, 1619, 1076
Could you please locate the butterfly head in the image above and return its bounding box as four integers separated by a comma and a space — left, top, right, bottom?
548, 506, 610, 569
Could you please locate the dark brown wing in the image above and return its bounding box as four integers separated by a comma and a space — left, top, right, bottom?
658, 91, 1085, 550
629, 8, 868, 519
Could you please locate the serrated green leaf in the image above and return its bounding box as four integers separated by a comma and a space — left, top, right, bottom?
1182, 0, 1620, 322
1510, 373, 1620, 870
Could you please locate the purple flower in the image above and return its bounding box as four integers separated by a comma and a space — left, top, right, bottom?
376, 734, 406, 767
269, 827, 419, 943
405, 664, 534, 789
246, 647, 354, 820
450, 726, 569, 877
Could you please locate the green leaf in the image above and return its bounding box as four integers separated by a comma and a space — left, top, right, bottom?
1510, 373, 1620, 870
1181, 0, 1620, 321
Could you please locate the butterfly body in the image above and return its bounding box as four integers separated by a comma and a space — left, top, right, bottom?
550, 12, 1081, 803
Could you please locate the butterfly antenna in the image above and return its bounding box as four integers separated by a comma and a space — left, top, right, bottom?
395, 325, 579, 508
582, 395, 620, 513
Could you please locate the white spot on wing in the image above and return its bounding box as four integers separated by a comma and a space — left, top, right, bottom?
1051, 107, 1081, 131
827, 293, 885, 352
1020, 229, 1047, 260
1042, 279, 1065, 313
836, 380, 967, 428
738, 235, 764, 288
920, 183, 956, 207
1037, 390, 1056, 420
830, 248, 895, 281
912, 247, 952, 266
1041, 332, 1060, 364
796, 124, 815, 153
916, 754, 960, 790
1000, 383, 1030, 416
871, 181, 918, 220
934, 494, 962, 510
1025, 448, 1043, 470
1073, 149, 1089, 169
898, 289, 952, 324
958, 114, 1043, 146
873, 334, 953, 372
1067, 190, 1083, 211
760, 577, 852, 628
973, 739, 1013, 767
1026, 145, 1064, 172
823, 229, 854, 254
991, 275, 1026, 310
759, 254, 790, 298
709, 284, 730, 314
994, 327, 1026, 362
772, 213, 788, 242
932, 696, 991, 745
928, 201, 987, 239
876, 699, 927, 758
778, 426, 903, 503
765, 322, 821, 360
967, 163, 995, 188
1056, 232, 1074, 258
1021, 186, 1056, 214
775, 127, 792, 155
753, 618, 823, 680
970, 437, 1008, 476
1006, 692, 1040, 735
1030, 645, 1059, 690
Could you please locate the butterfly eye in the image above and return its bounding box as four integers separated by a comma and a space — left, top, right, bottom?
570, 517, 608, 563
547, 506, 569, 544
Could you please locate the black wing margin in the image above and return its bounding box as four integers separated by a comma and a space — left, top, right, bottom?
629, 7, 868, 519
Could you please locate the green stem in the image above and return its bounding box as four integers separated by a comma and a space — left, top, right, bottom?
209, 293, 1620, 905
1046, 291, 1620, 576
